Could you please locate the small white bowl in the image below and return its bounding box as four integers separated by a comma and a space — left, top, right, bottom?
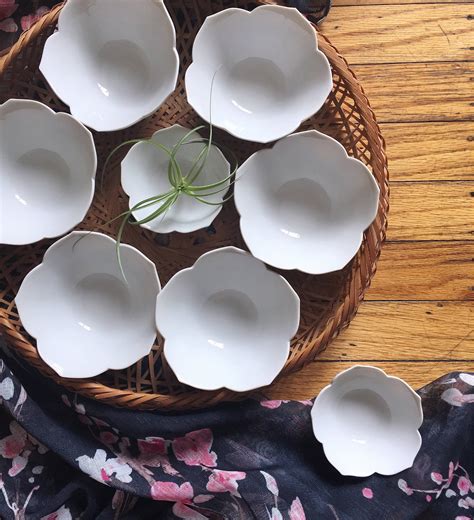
185, 5, 332, 143
311, 366, 423, 477
234, 130, 380, 274
121, 124, 230, 233
0, 99, 96, 245
40, 0, 179, 132
155, 247, 300, 391
15, 232, 160, 378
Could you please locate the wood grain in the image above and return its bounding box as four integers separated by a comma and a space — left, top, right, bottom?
381, 121, 474, 181
268, 361, 474, 400
319, 301, 473, 359
286, 3, 474, 399
352, 62, 474, 123
321, 5, 474, 64
387, 182, 474, 240
366, 241, 474, 301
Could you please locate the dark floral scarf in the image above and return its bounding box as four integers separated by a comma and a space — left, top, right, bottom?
0, 0, 58, 52
0, 345, 473, 519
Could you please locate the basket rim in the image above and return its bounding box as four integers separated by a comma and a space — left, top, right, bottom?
0, 1, 389, 410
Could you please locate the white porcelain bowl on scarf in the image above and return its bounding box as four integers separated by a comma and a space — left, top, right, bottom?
311, 365, 423, 477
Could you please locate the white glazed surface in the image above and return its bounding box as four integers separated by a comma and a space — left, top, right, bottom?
0, 99, 96, 245
185, 5, 332, 143
15, 232, 161, 378
121, 124, 230, 233
40, 0, 179, 131
311, 365, 423, 477
234, 130, 380, 274
155, 247, 300, 391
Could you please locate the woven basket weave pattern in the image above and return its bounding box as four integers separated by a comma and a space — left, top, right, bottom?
0, 1, 389, 410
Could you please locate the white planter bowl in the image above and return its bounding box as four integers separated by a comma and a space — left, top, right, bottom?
0, 99, 96, 245
155, 247, 300, 391
234, 130, 380, 274
15, 232, 161, 378
40, 0, 179, 132
121, 124, 230, 233
311, 366, 423, 477
185, 5, 332, 143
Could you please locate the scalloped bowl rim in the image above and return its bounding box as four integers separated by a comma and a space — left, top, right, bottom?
39, 0, 179, 132
234, 130, 380, 274
0, 99, 97, 245
15, 231, 161, 378
310, 365, 423, 477
120, 124, 230, 234
185, 5, 333, 143
156, 246, 300, 392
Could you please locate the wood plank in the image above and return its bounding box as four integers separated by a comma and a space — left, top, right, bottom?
366, 241, 474, 301
381, 121, 474, 181
387, 182, 474, 240
321, 5, 473, 64
331, 0, 472, 5
270, 361, 474, 400
352, 62, 474, 123
318, 301, 473, 360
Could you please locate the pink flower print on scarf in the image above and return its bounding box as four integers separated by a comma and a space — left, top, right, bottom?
206, 469, 246, 496
172, 429, 217, 467
150, 481, 194, 503
289, 497, 306, 520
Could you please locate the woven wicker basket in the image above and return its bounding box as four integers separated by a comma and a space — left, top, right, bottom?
0, 0, 389, 410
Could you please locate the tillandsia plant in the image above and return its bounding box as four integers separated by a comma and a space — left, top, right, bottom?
102, 122, 238, 279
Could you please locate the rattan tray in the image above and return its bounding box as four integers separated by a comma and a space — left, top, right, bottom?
0, 0, 389, 410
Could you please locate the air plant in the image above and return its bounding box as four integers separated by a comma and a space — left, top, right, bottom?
102, 122, 238, 279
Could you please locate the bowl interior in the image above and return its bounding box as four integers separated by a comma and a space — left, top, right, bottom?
199, 288, 259, 347
160, 253, 292, 351
335, 386, 392, 444
3, 148, 73, 211
64, 264, 136, 343
30, 235, 157, 340
213, 56, 290, 132
242, 165, 342, 245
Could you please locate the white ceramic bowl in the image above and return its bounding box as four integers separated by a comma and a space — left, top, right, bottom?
234, 130, 380, 274
0, 99, 96, 245
311, 366, 423, 477
155, 247, 300, 391
40, 0, 179, 132
121, 124, 230, 233
185, 5, 332, 143
15, 232, 160, 378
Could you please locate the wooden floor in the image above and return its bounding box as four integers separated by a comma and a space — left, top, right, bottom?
268, 0, 474, 399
